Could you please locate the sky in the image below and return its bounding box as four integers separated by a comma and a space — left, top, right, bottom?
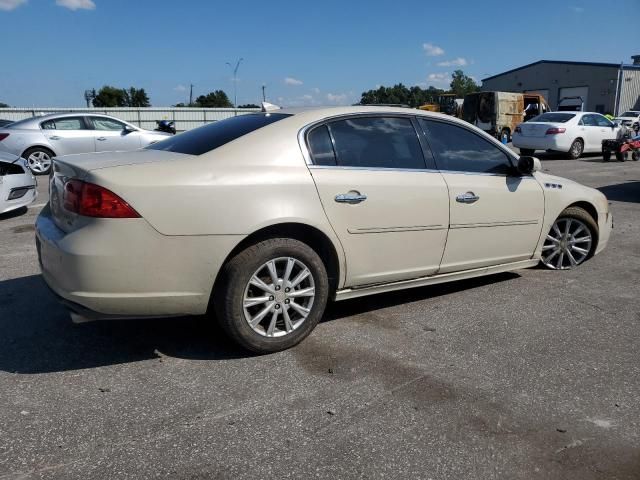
1, 0, 639, 107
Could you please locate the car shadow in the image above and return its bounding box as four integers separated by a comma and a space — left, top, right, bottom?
534, 152, 602, 162
0, 272, 520, 374
597, 181, 640, 203
0, 206, 28, 220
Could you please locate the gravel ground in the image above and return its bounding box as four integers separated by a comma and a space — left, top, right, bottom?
0, 152, 639, 479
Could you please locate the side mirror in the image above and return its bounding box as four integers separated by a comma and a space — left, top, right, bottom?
517, 156, 541, 175
123, 125, 136, 134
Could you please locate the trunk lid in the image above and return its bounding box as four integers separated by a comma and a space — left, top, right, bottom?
518, 122, 557, 138
48, 149, 188, 232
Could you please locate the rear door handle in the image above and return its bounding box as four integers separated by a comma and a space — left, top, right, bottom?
96, 137, 107, 141
335, 192, 367, 204
456, 191, 480, 204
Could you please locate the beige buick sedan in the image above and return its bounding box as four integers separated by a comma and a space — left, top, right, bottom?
36, 106, 612, 353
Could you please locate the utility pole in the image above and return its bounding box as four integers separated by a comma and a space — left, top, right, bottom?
83, 89, 95, 108
225, 58, 243, 108
262, 84, 266, 102
189, 84, 194, 106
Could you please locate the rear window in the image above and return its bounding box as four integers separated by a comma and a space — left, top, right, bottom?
530, 113, 575, 123
147, 113, 291, 155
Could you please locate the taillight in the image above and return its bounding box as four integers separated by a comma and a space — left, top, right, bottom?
515, 126, 522, 134
63, 180, 140, 218
0, 133, 9, 141
545, 127, 566, 135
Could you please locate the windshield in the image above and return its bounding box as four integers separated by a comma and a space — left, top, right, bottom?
620, 111, 640, 117
146, 113, 292, 155
529, 113, 575, 123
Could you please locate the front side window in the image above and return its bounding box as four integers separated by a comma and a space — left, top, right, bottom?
41, 117, 85, 130
147, 113, 291, 155
90, 117, 126, 131
320, 116, 425, 169
419, 119, 513, 174
594, 115, 613, 127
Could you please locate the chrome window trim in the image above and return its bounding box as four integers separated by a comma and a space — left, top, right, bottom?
299, 111, 522, 171
307, 163, 534, 178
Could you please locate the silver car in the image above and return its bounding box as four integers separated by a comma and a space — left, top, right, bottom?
0, 113, 171, 175
0, 151, 37, 215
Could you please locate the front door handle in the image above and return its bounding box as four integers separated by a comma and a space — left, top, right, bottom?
456, 191, 480, 204
49, 136, 61, 140
96, 137, 107, 141
335, 191, 367, 204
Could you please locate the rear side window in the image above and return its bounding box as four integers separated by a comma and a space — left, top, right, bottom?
419, 119, 513, 174
315, 116, 425, 169
41, 117, 86, 130
147, 113, 291, 155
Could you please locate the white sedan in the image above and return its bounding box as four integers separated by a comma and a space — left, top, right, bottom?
0, 152, 37, 215
513, 112, 619, 159
36, 106, 612, 353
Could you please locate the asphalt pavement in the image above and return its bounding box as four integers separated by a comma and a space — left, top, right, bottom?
0, 151, 639, 479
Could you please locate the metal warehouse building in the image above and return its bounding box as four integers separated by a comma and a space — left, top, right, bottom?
481, 57, 640, 115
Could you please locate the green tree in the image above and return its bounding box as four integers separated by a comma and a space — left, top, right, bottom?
193, 90, 233, 108
123, 87, 150, 107
359, 84, 446, 108
93, 86, 151, 107
93, 86, 126, 107
0, 102, 9, 108
237, 103, 260, 109
449, 70, 479, 97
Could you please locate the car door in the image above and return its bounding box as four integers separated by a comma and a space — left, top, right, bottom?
577, 114, 603, 152
87, 116, 142, 152
306, 115, 450, 287
40, 117, 94, 155
418, 118, 544, 274
593, 114, 618, 144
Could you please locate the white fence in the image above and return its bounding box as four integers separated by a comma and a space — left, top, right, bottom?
0, 107, 260, 132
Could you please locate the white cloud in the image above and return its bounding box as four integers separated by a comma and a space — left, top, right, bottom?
302, 94, 313, 101
437, 57, 468, 67
173, 85, 186, 92
311, 87, 320, 94
55, 0, 95, 10
570, 5, 584, 12
326, 92, 348, 104
423, 42, 444, 56
0, 0, 26, 11
427, 72, 450, 84
284, 77, 303, 86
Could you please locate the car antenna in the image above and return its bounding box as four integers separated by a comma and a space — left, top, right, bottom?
261, 102, 282, 112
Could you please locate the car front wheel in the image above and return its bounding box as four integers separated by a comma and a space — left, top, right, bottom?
214, 238, 329, 353
541, 207, 598, 270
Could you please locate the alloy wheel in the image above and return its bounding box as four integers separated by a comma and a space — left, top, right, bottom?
541, 218, 592, 270
242, 257, 316, 338
27, 151, 52, 174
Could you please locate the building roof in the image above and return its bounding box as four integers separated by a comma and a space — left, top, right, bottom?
482, 60, 640, 82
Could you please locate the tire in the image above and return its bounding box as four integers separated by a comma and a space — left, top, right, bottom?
213, 238, 329, 353
602, 150, 611, 162
519, 148, 535, 156
22, 147, 54, 175
540, 206, 598, 270
632, 151, 639, 162
568, 139, 583, 159
615, 151, 626, 162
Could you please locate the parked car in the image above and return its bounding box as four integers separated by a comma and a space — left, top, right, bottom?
462, 91, 549, 143
0, 113, 171, 175
0, 119, 14, 128
613, 110, 640, 133
512, 111, 619, 159
0, 152, 37, 215
36, 106, 612, 353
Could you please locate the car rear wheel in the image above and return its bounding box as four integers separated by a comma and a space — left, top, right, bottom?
568, 139, 583, 159
23, 147, 53, 175
213, 238, 329, 353
519, 148, 535, 156
541, 207, 598, 270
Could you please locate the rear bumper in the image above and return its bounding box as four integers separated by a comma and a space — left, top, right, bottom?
512, 134, 572, 152
36, 205, 242, 319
